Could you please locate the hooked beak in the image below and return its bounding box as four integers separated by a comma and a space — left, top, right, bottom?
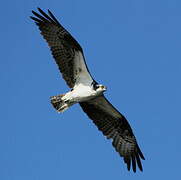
101, 85, 107, 91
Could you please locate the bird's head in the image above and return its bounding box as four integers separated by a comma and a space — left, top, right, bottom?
92, 83, 107, 94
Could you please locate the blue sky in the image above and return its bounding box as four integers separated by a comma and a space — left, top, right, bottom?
1, 0, 181, 179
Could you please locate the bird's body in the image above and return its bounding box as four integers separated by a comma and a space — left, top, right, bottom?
51, 82, 106, 112
31, 8, 145, 172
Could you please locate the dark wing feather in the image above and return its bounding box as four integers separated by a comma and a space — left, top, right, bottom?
79, 95, 145, 172
30, 8, 92, 88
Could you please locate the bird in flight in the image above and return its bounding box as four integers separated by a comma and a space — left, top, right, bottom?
30, 8, 145, 172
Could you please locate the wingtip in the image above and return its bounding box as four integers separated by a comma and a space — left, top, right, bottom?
47, 9, 54, 18
47, 9, 51, 14
31, 8, 44, 15
47, 9, 61, 26
138, 164, 143, 172
137, 144, 145, 160
135, 153, 143, 172
37, 7, 45, 14
30, 16, 34, 20
125, 153, 144, 173
140, 153, 145, 160
131, 155, 136, 173
125, 157, 131, 171
31, 10, 38, 17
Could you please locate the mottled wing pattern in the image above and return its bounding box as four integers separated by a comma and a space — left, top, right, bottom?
79, 95, 145, 172
30, 8, 91, 88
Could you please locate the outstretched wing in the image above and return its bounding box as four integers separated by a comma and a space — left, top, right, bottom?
30, 8, 93, 88
80, 95, 145, 172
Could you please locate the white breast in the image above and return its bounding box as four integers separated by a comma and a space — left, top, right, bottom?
71, 83, 95, 102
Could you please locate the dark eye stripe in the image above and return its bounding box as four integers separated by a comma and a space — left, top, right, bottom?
92, 81, 98, 90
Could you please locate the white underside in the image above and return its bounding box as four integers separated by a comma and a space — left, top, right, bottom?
62, 83, 97, 104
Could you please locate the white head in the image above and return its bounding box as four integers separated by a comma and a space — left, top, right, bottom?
93, 83, 107, 94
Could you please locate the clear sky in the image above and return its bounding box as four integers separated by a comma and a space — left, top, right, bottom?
1, 0, 181, 179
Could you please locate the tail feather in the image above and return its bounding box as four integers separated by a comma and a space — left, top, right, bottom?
50, 94, 69, 113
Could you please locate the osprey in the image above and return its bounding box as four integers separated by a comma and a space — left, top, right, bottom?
31, 8, 145, 172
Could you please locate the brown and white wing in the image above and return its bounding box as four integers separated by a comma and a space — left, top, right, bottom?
79, 95, 145, 172
30, 8, 93, 88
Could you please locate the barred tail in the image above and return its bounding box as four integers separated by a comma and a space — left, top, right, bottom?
50, 94, 69, 113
